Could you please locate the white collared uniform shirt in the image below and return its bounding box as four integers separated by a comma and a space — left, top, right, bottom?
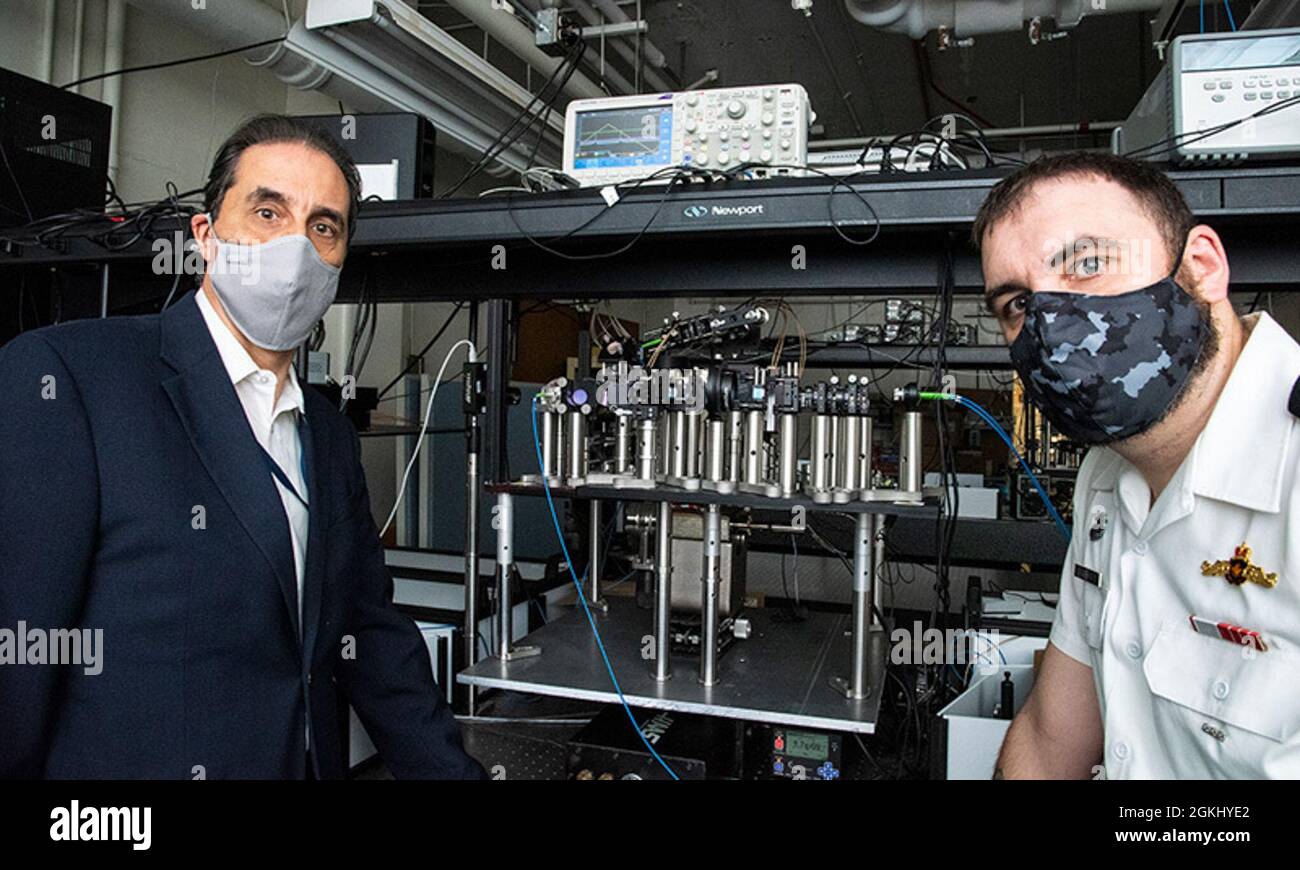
196, 291, 309, 629
1051, 311, 1300, 778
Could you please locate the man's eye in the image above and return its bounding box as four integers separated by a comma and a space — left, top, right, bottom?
1002, 294, 1028, 318
314, 223, 336, 237
1073, 256, 1103, 276
256, 208, 276, 221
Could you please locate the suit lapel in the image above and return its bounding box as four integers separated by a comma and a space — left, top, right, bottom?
160, 294, 302, 644
300, 408, 329, 668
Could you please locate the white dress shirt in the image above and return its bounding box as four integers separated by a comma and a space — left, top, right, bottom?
196, 290, 309, 630
1051, 311, 1300, 778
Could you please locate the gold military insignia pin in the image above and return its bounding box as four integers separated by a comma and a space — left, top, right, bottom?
1201, 543, 1279, 589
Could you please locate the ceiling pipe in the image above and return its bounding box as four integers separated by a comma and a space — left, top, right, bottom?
590, 0, 669, 69
442, 0, 606, 99
123, 0, 569, 175
102, 0, 127, 181
71, 0, 86, 94
509, 0, 640, 94
843, 0, 1163, 40
40, 0, 57, 84
561, 0, 673, 92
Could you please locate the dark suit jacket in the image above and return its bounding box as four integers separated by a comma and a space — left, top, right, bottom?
0, 292, 485, 779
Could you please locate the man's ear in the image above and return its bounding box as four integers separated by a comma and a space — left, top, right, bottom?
190, 213, 216, 265
1179, 224, 1230, 305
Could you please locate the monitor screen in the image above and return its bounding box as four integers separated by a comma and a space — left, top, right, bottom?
1183, 33, 1300, 72
572, 105, 673, 170
785, 731, 829, 760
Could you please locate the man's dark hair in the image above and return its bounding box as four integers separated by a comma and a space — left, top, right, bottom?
203, 114, 363, 239
971, 152, 1196, 267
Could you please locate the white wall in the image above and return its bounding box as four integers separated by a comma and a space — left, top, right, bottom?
0, 0, 489, 524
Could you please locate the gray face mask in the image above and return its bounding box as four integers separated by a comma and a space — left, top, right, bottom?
205, 216, 341, 352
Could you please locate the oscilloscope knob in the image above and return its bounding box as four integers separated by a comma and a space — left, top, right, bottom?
726, 99, 747, 119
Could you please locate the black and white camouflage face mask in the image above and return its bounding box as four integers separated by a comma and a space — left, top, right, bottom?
1009, 275, 1209, 444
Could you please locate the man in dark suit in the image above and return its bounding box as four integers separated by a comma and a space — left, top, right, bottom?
0, 114, 485, 780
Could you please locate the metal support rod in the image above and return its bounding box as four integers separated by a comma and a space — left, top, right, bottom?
658, 411, 672, 477
637, 415, 657, 479
699, 504, 722, 687
493, 491, 540, 662
615, 413, 632, 474
810, 414, 831, 491
848, 512, 871, 697
567, 410, 588, 482
483, 300, 511, 485
726, 409, 743, 484
830, 511, 875, 700
495, 493, 514, 660
684, 411, 702, 478
653, 501, 673, 682
858, 416, 874, 493
779, 413, 798, 496
588, 499, 604, 607
829, 415, 841, 489
463, 332, 481, 715
871, 512, 886, 624
580, 19, 647, 38
541, 411, 559, 479
670, 410, 687, 477
743, 409, 764, 485
706, 417, 725, 483
841, 413, 862, 492
899, 410, 923, 499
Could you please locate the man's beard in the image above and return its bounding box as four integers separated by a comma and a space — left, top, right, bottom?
1098, 297, 1221, 447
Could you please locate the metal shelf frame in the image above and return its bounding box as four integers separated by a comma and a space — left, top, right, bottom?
8, 164, 1300, 726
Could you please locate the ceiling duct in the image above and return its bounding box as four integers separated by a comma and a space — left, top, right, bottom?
843, 0, 1164, 40
125, 0, 591, 176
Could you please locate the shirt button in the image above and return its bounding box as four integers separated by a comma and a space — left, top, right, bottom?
1112, 741, 1130, 760
1125, 641, 1142, 659
1213, 680, 1229, 700
1133, 540, 1148, 556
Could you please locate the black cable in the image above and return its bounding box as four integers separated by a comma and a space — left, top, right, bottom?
341, 265, 375, 412
0, 140, 34, 223
160, 182, 188, 310
524, 100, 556, 174
1124, 95, 1300, 161
440, 39, 585, 199
105, 175, 127, 214
0, 187, 203, 258
505, 165, 713, 261
161, 265, 184, 311
775, 539, 807, 623
377, 302, 466, 399
723, 161, 883, 246
929, 241, 960, 700
60, 37, 287, 90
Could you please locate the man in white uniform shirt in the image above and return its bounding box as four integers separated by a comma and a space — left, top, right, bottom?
976, 152, 1300, 779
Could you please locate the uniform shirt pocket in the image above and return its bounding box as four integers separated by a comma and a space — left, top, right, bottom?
1143, 618, 1300, 743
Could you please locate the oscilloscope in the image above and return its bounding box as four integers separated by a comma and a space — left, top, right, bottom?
562, 83, 814, 187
